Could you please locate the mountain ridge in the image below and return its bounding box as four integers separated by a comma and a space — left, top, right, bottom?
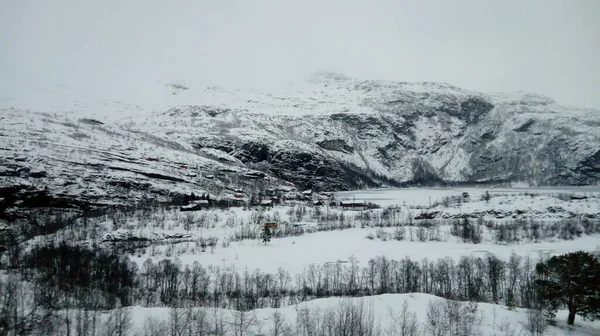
1, 74, 599, 215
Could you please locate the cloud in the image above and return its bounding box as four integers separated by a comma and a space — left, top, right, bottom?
1, 0, 599, 108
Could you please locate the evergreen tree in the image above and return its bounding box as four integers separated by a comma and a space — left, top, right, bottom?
261, 226, 271, 245
506, 289, 516, 310
535, 251, 600, 325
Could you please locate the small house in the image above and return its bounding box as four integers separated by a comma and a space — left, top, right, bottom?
271, 196, 280, 205
263, 222, 278, 229
340, 200, 365, 210
264, 188, 276, 197
317, 194, 331, 201
228, 198, 246, 207
180, 203, 202, 212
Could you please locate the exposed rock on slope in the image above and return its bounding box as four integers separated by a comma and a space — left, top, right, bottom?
1, 73, 599, 213
152, 74, 599, 190
0, 109, 284, 219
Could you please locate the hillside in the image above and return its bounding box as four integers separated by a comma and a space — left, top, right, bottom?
1, 73, 600, 216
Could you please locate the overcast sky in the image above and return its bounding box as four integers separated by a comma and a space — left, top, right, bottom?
1, 0, 599, 108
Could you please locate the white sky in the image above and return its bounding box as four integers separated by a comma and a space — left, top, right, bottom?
1, 0, 599, 108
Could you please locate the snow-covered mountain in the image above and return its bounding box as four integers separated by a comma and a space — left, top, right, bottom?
142, 73, 600, 189
1, 73, 599, 212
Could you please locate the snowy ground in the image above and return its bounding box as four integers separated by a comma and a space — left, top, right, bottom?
99, 188, 600, 275
26, 187, 600, 335
121, 293, 599, 335
334, 186, 600, 207
130, 226, 600, 275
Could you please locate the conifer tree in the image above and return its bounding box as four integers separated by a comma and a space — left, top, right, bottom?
261, 226, 271, 245
535, 251, 600, 325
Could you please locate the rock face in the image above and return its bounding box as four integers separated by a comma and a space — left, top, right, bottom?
163, 74, 600, 190
0, 108, 288, 219
1, 73, 599, 212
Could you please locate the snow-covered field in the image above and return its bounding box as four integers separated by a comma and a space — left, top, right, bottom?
86, 188, 595, 268
133, 227, 600, 275
13, 187, 600, 334
115, 293, 599, 335
335, 186, 600, 207
53, 187, 594, 277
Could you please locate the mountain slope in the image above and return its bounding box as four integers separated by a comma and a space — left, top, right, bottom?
0, 108, 285, 219
143, 73, 600, 190
1, 73, 599, 214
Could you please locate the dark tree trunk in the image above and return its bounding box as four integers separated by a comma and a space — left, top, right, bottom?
567, 305, 576, 325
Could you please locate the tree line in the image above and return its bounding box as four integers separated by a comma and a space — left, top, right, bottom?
1, 243, 599, 334
3, 243, 585, 312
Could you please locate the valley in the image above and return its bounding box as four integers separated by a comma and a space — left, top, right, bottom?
1, 76, 600, 335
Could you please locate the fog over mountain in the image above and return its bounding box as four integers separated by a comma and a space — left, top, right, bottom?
1, 1, 599, 208
1, 0, 599, 109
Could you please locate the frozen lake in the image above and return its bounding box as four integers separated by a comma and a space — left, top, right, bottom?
334, 186, 600, 207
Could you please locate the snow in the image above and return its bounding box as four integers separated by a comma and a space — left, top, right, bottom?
3, 74, 600, 334
198, 147, 243, 165
3, 72, 600, 194
0, 108, 294, 206
30, 185, 585, 279
122, 293, 599, 335
86, 187, 600, 287
435, 195, 600, 220
140, 227, 600, 275
335, 186, 600, 207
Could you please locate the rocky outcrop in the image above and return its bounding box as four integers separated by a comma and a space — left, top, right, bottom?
441, 96, 494, 124
576, 150, 600, 183
2, 74, 599, 211
317, 139, 354, 153
172, 76, 600, 190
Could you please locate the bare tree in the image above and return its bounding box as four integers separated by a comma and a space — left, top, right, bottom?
269, 311, 292, 336
143, 315, 168, 336
210, 309, 227, 336
385, 302, 418, 336
231, 309, 257, 336
0, 273, 55, 336
425, 298, 479, 336
456, 301, 479, 336
169, 308, 186, 336
425, 299, 447, 336
74, 308, 93, 336
189, 308, 209, 336
522, 307, 547, 336
103, 306, 132, 336
295, 306, 321, 336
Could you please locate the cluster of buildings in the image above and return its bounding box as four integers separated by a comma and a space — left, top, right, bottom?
177, 166, 370, 211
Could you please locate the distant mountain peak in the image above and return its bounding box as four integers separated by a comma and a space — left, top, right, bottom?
308, 71, 354, 83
